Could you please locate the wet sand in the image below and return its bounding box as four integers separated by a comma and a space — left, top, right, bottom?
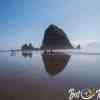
0, 51, 100, 100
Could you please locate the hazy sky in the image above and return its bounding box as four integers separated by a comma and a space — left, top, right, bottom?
0, 0, 99, 49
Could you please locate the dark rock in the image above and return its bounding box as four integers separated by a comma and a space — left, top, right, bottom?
76, 44, 81, 49
21, 43, 34, 51
21, 44, 29, 50
28, 43, 34, 50
41, 24, 73, 49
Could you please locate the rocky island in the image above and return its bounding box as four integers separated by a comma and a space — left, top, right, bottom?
21, 43, 34, 51
41, 24, 73, 50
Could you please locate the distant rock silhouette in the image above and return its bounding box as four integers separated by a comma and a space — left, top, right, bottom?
28, 43, 34, 50
21, 44, 28, 50
42, 52, 71, 76
21, 43, 34, 51
76, 44, 81, 49
41, 24, 73, 49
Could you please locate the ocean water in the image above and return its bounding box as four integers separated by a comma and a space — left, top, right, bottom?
0, 50, 100, 100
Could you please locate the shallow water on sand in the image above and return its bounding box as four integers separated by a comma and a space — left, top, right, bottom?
0, 50, 100, 100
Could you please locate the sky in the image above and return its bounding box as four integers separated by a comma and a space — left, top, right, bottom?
0, 0, 99, 50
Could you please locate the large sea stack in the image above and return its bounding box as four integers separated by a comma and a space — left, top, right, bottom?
41, 24, 73, 49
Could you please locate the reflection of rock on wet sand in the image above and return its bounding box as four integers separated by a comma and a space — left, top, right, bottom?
22, 51, 33, 58
42, 52, 71, 76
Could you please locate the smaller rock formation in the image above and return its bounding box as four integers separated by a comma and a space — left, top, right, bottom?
21, 43, 34, 51
76, 44, 81, 49
28, 43, 34, 50
21, 44, 28, 50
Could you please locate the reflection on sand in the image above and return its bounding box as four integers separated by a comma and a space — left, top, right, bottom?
42, 51, 71, 76
21, 51, 33, 58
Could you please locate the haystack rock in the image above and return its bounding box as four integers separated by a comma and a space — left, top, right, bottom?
41, 24, 73, 49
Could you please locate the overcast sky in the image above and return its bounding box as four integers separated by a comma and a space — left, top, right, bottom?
0, 0, 99, 49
